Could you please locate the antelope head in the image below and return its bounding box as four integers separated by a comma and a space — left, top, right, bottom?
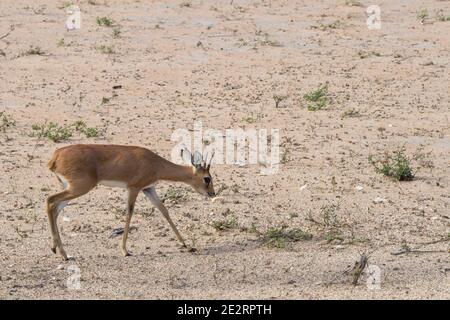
181, 148, 216, 198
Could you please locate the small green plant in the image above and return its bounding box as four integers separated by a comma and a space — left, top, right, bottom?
180, 1, 192, 8
31, 122, 73, 142
31, 120, 101, 142
241, 112, 263, 123
281, 146, 291, 164
58, 1, 74, 9
320, 203, 341, 229
262, 226, 312, 248
83, 127, 100, 138
325, 231, 344, 243
258, 33, 282, 47
273, 94, 287, 108
212, 216, 238, 231
24, 46, 44, 56
318, 20, 341, 31
417, 9, 428, 21
96, 16, 114, 27
112, 27, 121, 38
101, 97, 111, 104
345, 0, 362, 6
304, 83, 329, 111
358, 51, 381, 59
400, 241, 411, 252
97, 45, 115, 54
369, 146, 414, 181
436, 10, 450, 22
0, 112, 16, 132
162, 187, 188, 203
236, 38, 249, 47
73, 120, 100, 138
231, 184, 240, 193
57, 38, 65, 47
341, 108, 360, 118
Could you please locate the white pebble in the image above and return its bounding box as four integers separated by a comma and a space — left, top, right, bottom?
373, 197, 386, 204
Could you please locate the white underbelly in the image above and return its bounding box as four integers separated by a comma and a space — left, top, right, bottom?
98, 180, 128, 189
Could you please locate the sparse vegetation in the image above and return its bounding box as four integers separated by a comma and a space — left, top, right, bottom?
211, 216, 238, 231
162, 186, 188, 204
281, 146, 291, 164
31, 120, 102, 142
262, 226, 312, 248
303, 83, 329, 111
320, 203, 341, 229
23, 46, 44, 56
96, 16, 114, 27
58, 1, 74, 9
317, 20, 341, 31
369, 146, 414, 181
345, 0, 362, 6
358, 51, 381, 59
31, 122, 73, 142
73, 120, 101, 138
258, 34, 282, 47
180, 1, 192, 8
97, 45, 115, 54
341, 108, 360, 118
101, 97, 111, 105
417, 9, 428, 21
273, 94, 287, 108
0, 112, 16, 133
57, 38, 65, 47
112, 27, 121, 38
241, 112, 263, 123
436, 10, 450, 22
306, 203, 364, 244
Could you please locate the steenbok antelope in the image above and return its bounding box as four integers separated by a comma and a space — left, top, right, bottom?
46, 144, 215, 260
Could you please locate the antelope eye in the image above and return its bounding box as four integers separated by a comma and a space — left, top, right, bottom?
203, 177, 211, 184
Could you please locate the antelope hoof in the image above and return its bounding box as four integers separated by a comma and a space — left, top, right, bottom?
51, 247, 56, 254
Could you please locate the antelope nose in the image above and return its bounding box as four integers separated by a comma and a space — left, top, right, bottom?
208, 192, 216, 197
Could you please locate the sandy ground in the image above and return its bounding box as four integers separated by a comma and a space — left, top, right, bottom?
0, 0, 449, 299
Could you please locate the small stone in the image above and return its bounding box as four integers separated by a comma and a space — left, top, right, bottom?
373, 197, 386, 204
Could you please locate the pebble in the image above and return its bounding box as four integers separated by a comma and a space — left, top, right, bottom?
373, 197, 386, 204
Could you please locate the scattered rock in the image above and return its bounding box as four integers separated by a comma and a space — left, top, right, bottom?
373, 197, 386, 204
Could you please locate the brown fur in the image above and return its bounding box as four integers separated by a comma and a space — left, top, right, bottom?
45, 144, 215, 260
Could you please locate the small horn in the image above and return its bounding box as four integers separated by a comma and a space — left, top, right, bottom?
206, 150, 215, 169
203, 152, 209, 168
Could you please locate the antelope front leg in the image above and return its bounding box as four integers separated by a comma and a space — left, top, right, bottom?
143, 187, 187, 248
121, 188, 139, 256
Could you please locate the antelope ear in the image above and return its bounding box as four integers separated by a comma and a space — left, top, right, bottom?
192, 151, 203, 167
180, 148, 192, 165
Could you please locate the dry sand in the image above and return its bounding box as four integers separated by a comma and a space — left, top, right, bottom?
0, 0, 449, 299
